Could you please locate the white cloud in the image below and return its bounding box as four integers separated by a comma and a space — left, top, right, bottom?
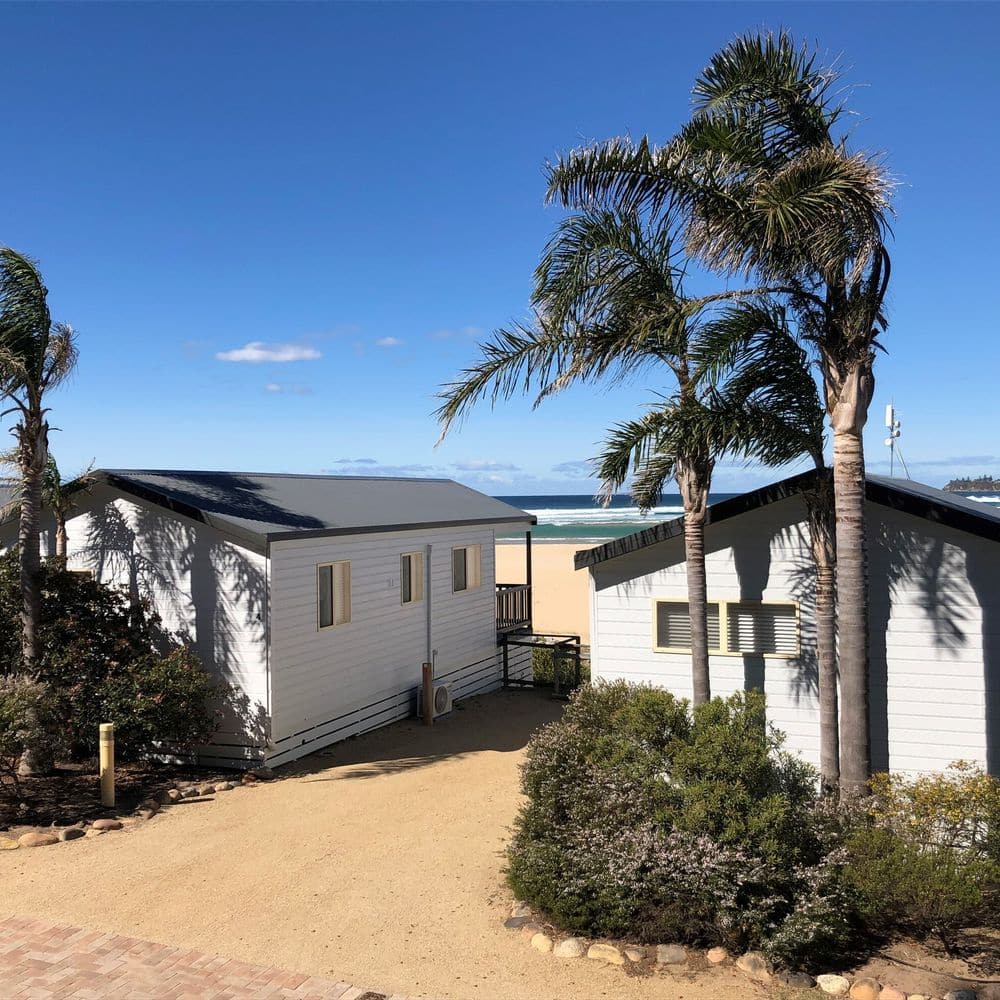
452, 460, 521, 472
375, 336, 403, 348
430, 325, 483, 340
264, 382, 312, 395
552, 459, 595, 478
216, 341, 322, 363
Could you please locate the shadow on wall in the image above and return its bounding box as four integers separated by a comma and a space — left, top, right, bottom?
966, 545, 1000, 776
867, 515, 972, 773
80, 497, 271, 754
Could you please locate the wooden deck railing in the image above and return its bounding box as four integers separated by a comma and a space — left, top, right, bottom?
496, 583, 531, 634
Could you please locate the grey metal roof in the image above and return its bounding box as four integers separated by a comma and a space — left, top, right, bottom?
576, 471, 1000, 570
82, 469, 534, 550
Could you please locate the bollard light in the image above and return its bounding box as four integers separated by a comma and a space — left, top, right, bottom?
99, 723, 115, 808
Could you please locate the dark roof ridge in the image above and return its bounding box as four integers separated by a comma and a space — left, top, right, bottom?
102, 468, 454, 484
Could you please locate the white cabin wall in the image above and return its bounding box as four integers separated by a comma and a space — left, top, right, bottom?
267, 524, 530, 764
589, 495, 999, 776
10, 485, 270, 764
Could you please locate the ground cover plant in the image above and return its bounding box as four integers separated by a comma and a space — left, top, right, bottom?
507, 681, 1000, 970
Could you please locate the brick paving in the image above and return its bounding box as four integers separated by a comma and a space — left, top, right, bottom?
0, 915, 412, 999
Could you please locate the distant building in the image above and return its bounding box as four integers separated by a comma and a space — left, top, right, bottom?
577, 473, 1000, 776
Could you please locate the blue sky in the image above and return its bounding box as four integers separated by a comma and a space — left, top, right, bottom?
2, 2, 997, 495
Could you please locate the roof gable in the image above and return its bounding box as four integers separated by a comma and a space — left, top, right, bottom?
575, 471, 1000, 570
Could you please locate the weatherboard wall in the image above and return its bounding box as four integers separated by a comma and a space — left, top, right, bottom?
587, 494, 998, 776
265, 524, 530, 765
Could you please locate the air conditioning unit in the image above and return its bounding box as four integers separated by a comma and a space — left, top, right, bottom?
418, 681, 453, 719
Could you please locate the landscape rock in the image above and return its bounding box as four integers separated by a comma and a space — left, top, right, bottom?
196, 784, 216, 796
776, 971, 816, 989
736, 951, 773, 983
510, 902, 532, 918
877, 989, 905, 1000
817, 974, 852, 996
531, 933, 553, 954
624, 945, 645, 962
18, 831, 59, 847
137, 808, 156, 820
656, 944, 687, 965
0, 837, 19, 850
241, 772, 258, 784
180, 787, 199, 798
252, 767, 275, 780
944, 991, 979, 1000
58, 827, 85, 842
587, 943, 625, 965
161, 789, 182, 804
849, 977, 881, 1000
519, 922, 543, 939
503, 916, 530, 930
214, 782, 234, 792
91, 819, 122, 831
553, 938, 585, 959
706, 947, 729, 965
140, 799, 160, 814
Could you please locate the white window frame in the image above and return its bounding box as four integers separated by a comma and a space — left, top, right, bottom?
400, 551, 424, 606
452, 544, 482, 593
652, 598, 800, 658
317, 560, 352, 630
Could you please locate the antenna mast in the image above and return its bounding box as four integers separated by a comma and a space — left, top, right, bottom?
884, 402, 909, 478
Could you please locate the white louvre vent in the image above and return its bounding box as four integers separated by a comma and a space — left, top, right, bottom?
655, 601, 721, 651
726, 603, 799, 656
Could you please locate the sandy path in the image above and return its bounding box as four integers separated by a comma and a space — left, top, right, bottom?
3, 691, 763, 1000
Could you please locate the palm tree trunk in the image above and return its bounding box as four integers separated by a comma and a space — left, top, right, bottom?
825, 358, 874, 796
17, 411, 47, 671
677, 457, 712, 705
54, 512, 67, 560
806, 477, 838, 793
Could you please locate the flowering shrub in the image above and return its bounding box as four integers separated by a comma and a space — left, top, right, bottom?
0, 551, 219, 761
846, 764, 1000, 948
507, 681, 857, 966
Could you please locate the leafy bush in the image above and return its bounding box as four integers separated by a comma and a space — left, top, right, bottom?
507, 681, 854, 966
0, 550, 219, 761
845, 764, 1000, 948
530, 645, 590, 688
0, 677, 62, 794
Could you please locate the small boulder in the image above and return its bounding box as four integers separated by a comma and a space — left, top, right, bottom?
249, 767, 275, 780
162, 789, 182, 804
777, 971, 817, 989
58, 827, 85, 842
137, 809, 156, 821
817, 974, 852, 996
214, 782, 234, 792
878, 989, 907, 1000
18, 831, 59, 848
850, 977, 881, 1000
944, 991, 979, 1000
0, 837, 20, 850
196, 784, 216, 796
519, 922, 543, 939
503, 916, 530, 930
657, 944, 687, 965
624, 945, 645, 962
531, 933, 553, 954
241, 772, 258, 785
91, 819, 122, 831
736, 951, 773, 983
706, 947, 729, 965
510, 901, 532, 919
140, 799, 160, 814
553, 938, 586, 959
180, 787, 199, 798
587, 943, 625, 965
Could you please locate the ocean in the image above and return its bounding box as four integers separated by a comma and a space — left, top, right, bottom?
496, 491, 1000, 543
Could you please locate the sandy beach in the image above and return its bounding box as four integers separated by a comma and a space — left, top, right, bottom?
496, 541, 593, 643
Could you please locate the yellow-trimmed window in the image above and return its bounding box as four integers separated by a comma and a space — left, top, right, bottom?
653, 599, 799, 657
401, 551, 424, 605
318, 561, 351, 629
452, 544, 482, 593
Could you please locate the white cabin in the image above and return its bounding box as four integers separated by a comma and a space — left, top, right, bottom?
577, 474, 1000, 776
1, 470, 536, 767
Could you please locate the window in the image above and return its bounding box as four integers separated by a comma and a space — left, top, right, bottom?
401, 551, 424, 605
318, 561, 351, 629
452, 544, 481, 593
653, 599, 799, 657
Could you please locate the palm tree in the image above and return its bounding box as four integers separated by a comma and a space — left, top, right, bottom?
0, 249, 78, 670
544, 32, 891, 794
439, 209, 777, 705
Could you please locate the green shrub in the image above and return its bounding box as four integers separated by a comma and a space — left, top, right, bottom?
507, 681, 853, 966
845, 765, 1000, 948
0, 677, 62, 794
0, 551, 219, 761
530, 645, 590, 688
